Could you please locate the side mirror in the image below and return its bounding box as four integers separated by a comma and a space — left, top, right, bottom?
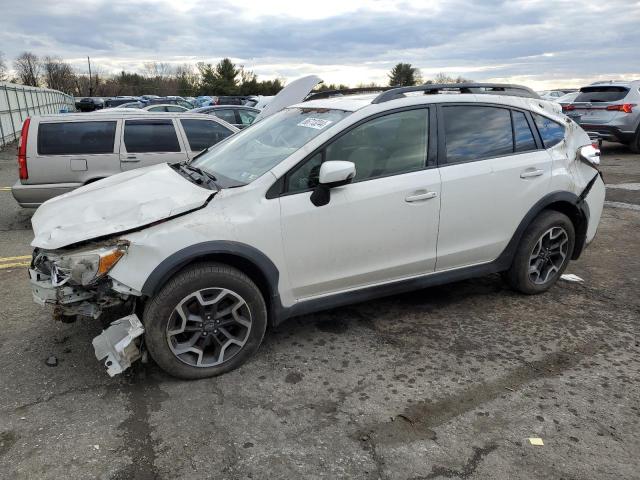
319, 160, 356, 186
310, 161, 356, 207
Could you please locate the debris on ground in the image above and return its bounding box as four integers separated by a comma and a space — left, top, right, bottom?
529, 437, 544, 446
560, 273, 584, 283
45, 355, 58, 367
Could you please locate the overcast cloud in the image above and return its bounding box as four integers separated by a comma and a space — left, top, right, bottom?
1, 0, 639, 88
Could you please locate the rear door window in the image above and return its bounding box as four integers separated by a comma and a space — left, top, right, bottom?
124, 119, 180, 153
38, 121, 116, 155
574, 86, 629, 103
180, 119, 234, 151
532, 114, 565, 148
512, 111, 537, 152
442, 106, 513, 164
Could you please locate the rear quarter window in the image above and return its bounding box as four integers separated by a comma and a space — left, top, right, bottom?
532, 114, 565, 148
574, 86, 629, 103
37, 121, 116, 155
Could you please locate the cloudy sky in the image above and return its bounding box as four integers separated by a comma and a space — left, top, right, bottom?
1, 0, 639, 89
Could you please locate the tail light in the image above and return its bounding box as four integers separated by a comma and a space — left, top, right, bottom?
562, 104, 576, 112
17, 118, 30, 180
606, 103, 635, 113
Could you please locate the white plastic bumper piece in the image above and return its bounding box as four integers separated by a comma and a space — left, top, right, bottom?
92, 314, 145, 377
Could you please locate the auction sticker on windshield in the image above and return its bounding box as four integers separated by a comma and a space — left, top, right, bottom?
297, 118, 333, 130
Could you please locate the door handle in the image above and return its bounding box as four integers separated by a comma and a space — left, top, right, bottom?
122, 155, 139, 162
405, 191, 438, 202
520, 168, 544, 179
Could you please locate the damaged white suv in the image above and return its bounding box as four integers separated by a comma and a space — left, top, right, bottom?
28, 82, 605, 379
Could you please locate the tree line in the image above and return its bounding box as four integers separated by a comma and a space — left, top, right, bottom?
0, 51, 470, 98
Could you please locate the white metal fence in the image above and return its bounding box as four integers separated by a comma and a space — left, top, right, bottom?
0, 82, 76, 147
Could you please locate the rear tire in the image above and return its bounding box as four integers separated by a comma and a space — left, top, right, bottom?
629, 130, 640, 153
143, 262, 267, 379
504, 211, 575, 295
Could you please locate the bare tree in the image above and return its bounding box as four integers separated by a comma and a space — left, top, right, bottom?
43, 56, 75, 93
144, 61, 173, 78
14, 52, 41, 86
0, 51, 7, 81
426, 73, 472, 84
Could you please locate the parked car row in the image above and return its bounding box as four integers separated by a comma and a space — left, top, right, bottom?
75, 95, 196, 112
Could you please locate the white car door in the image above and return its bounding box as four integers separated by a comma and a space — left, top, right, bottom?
436, 105, 553, 270
119, 117, 188, 170
279, 108, 442, 300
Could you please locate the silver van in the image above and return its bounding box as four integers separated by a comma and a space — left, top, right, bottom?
12, 111, 238, 207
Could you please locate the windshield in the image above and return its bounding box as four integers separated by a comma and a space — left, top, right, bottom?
191, 107, 350, 186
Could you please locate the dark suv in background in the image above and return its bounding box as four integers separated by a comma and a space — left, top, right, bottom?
76, 97, 105, 112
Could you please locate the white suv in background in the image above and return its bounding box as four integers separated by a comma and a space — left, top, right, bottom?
28, 83, 605, 379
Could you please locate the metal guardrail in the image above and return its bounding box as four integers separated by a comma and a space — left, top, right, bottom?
0, 82, 76, 147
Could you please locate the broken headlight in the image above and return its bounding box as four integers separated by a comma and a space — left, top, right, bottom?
51, 243, 129, 286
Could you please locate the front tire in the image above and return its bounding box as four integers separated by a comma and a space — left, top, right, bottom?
504, 210, 575, 295
143, 262, 267, 379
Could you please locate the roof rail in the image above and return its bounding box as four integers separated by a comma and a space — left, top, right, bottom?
371, 83, 540, 104
304, 86, 395, 102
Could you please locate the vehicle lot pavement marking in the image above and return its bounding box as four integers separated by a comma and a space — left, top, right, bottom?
0, 187, 11, 191
604, 200, 640, 211
0, 254, 30, 269
606, 182, 640, 191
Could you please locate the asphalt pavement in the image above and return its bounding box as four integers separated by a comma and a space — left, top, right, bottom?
0, 142, 639, 480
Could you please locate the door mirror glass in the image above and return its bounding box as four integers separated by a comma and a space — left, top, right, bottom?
319, 160, 356, 186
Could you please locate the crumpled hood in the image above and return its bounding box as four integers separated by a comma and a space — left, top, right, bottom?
31, 163, 214, 250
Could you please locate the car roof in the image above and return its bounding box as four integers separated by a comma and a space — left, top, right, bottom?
32, 111, 237, 127
297, 93, 380, 112
290, 90, 565, 125
195, 105, 260, 112
144, 104, 189, 108
583, 80, 640, 88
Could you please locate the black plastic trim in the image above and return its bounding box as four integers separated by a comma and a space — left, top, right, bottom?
372, 83, 540, 103
140, 241, 282, 321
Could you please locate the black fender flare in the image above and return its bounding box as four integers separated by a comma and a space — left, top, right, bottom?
140, 241, 282, 320
495, 190, 590, 269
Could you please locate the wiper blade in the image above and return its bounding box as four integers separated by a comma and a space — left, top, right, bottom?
184, 164, 218, 182
172, 162, 219, 190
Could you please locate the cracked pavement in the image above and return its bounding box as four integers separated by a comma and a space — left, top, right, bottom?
0, 142, 639, 479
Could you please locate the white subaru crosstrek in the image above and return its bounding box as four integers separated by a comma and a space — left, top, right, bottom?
28, 81, 605, 379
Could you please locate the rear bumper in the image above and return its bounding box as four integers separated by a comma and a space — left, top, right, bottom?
11, 180, 81, 208
579, 124, 636, 144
